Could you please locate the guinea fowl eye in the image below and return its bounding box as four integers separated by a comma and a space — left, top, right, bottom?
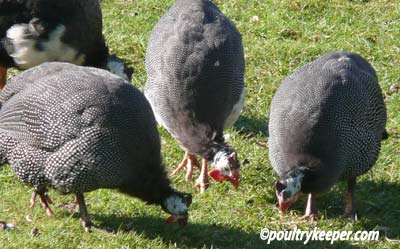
275, 180, 287, 193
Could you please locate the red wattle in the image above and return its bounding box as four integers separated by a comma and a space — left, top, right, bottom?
166, 216, 177, 223
209, 169, 226, 182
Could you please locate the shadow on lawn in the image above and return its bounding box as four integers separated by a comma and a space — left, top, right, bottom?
287, 180, 400, 240
87, 214, 357, 249
355, 180, 400, 240
233, 115, 269, 137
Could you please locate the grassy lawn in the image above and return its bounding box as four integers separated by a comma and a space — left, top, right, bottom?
1, 0, 399, 248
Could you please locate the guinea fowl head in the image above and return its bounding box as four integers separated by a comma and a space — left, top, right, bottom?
275, 168, 305, 214
105, 55, 134, 82
162, 192, 192, 225
208, 147, 240, 189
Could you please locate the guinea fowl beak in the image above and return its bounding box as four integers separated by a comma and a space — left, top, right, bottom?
228, 172, 240, 189
209, 169, 240, 189
166, 215, 188, 225
277, 196, 291, 214
276, 192, 302, 215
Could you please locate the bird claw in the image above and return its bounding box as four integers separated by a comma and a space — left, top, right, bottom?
45, 207, 54, 217
30, 190, 54, 216
184, 170, 193, 182
301, 213, 317, 222
39, 192, 54, 216
342, 211, 358, 221
171, 152, 201, 182
44, 194, 54, 205
30, 192, 37, 208
195, 179, 209, 193
171, 158, 187, 176
80, 218, 93, 232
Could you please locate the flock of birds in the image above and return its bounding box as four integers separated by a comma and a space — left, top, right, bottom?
0, 0, 388, 232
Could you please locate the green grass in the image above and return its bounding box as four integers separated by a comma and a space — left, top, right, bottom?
1, 0, 400, 248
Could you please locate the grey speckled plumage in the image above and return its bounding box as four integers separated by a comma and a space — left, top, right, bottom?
145, 0, 244, 157
0, 62, 190, 229
269, 51, 387, 217
144, 0, 244, 191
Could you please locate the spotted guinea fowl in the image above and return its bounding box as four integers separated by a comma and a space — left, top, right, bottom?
0, 0, 133, 89
0, 62, 191, 231
268, 51, 387, 219
144, 0, 245, 193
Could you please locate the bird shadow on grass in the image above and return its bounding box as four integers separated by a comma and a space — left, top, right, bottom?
287, 180, 400, 241
354, 180, 400, 240
232, 115, 268, 137
77, 213, 355, 249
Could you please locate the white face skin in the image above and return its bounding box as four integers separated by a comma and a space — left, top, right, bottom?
213, 151, 235, 176
214, 151, 229, 168
280, 172, 304, 202
164, 195, 188, 218
106, 59, 130, 81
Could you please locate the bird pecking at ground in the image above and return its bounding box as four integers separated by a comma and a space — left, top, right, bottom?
144, 0, 245, 193
0, 62, 191, 231
268, 51, 387, 219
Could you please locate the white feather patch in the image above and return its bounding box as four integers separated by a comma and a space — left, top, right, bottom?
7, 24, 85, 69
164, 195, 188, 216
144, 92, 166, 128
224, 87, 245, 129
212, 150, 235, 177
213, 150, 229, 170
284, 172, 304, 200
106, 59, 129, 81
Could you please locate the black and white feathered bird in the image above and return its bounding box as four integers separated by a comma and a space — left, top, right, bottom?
144, 0, 245, 193
268, 51, 387, 219
0, 0, 133, 89
0, 62, 191, 231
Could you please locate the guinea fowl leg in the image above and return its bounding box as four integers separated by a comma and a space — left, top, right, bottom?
76, 193, 93, 232
195, 159, 210, 193
0, 67, 6, 90
30, 192, 37, 208
301, 193, 317, 221
171, 151, 201, 181
344, 178, 356, 217
30, 189, 54, 216
39, 192, 54, 216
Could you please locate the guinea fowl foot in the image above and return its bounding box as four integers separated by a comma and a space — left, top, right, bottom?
301, 193, 317, 221
171, 151, 201, 182
30, 190, 54, 216
76, 193, 93, 232
301, 214, 317, 221
80, 218, 94, 233
195, 160, 209, 193
0, 67, 6, 90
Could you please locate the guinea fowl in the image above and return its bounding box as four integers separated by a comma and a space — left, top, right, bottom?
268, 51, 387, 219
144, 0, 245, 193
0, 0, 133, 89
0, 62, 191, 231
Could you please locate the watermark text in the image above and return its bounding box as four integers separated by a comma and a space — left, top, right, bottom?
260, 227, 379, 244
